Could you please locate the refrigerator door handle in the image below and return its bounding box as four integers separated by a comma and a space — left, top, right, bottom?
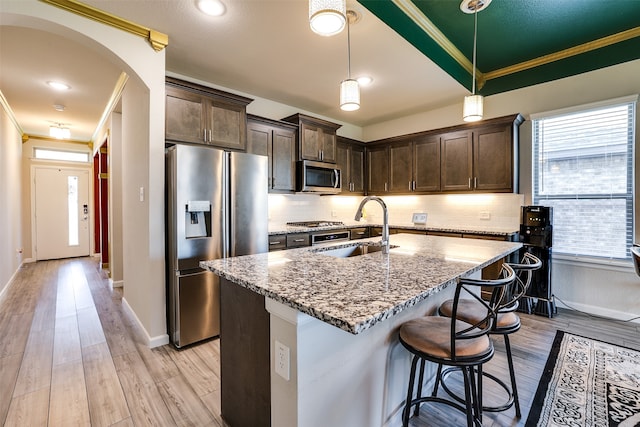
222, 152, 230, 259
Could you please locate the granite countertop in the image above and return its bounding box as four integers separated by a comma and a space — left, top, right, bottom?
268, 222, 519, 237
200, 234, 522, 334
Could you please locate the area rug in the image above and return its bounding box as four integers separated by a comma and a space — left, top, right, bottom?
526, 331, 640, 426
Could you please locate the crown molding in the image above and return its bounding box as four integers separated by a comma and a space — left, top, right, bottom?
0, 89, 26, 141
39, 0, 168, 51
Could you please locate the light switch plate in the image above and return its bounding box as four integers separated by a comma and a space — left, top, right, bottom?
412, 213, 427, 224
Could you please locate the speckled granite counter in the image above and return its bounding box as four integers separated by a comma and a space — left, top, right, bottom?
201, 234, 521, 334
268, 222, 518, 238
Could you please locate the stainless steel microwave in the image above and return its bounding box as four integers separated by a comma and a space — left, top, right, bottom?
297, 160, 341, 194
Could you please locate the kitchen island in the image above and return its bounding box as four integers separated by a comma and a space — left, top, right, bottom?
201, 234, 521, 427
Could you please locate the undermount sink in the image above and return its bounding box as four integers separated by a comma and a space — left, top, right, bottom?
314, 243, 399, 258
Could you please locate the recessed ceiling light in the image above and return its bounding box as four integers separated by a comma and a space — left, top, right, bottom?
196, 0, 226, 16
47, 81, 71, 91
357, 76, 373, 86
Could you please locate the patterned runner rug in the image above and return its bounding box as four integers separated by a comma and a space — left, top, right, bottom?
526, 331, 640, 427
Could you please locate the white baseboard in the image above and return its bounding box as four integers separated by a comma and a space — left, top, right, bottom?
555, 298, 640, 324
23, 257, 35, 263
0, 261, 26, 304
122, 297, 169, 348
111, 279, 124, 288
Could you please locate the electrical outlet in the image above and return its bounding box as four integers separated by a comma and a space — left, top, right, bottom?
479, 211, 491, 220
275, 340, 290, 381
331, 210, 337, 218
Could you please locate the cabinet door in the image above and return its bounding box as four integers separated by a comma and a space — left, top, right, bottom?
271, 127, 296, 192
473, 126, 512, 192
336, 142, 349, 192
367, 146, 389, 194
389, 142, 413, 193
350, 145, 365, 193
246, 121, 270, 157
414, 136, 440, 192
441, 130, 472, 192
165, 86, 205, 144
207, 100, 247, 150
300, 123, 321, 161
321, 132, 337, 163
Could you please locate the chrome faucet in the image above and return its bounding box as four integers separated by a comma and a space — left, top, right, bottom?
354, 196, 390, 254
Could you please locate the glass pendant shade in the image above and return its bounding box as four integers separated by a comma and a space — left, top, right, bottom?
463, 94, 483, 122
309, 0, 346, 36
340, 79, 360, 111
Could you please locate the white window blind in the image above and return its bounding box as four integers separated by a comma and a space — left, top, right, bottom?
532, 97, 636, 260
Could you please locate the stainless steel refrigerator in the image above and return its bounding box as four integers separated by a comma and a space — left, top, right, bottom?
166, 144, 268, 348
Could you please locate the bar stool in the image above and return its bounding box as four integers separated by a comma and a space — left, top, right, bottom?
437, 252, 542, 418
398, 264, 516, 427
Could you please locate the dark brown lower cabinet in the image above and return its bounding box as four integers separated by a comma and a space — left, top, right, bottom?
220, 279, 270, 427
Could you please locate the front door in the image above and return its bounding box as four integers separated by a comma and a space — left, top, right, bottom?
34, 166, 90, 260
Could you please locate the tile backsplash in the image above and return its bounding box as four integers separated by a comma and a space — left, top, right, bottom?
269, 193, 525, 230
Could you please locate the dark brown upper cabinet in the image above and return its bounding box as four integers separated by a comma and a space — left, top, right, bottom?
247, 115, 297, 193
281, 113, 341, 163
441, 115, 523, 193
165, 77, 252, 150
336, 137, 365, 194
367, 114, 523, 195
366, 145, 389, 194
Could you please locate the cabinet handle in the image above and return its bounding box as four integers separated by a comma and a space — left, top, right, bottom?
412, 181, 416, 191
384, 182, 388, 192
270, 241, 283, 245
474, 177, 477, 188
468, 177, 471, 189
409, 181, 412, 191
293, 238, 305, 242
203, 129, 207, 142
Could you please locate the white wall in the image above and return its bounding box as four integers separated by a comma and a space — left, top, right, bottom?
268, 193, 523, 232
361, 59, 640, 320
0, 103, 23, 298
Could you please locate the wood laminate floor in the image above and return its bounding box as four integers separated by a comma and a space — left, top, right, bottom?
0, 257, 638, 426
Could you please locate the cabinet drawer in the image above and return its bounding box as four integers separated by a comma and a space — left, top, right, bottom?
286, 233, 310, 248
349, 227, 369, 240
268, 235, 286, 251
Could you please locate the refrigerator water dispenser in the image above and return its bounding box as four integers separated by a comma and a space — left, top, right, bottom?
185, 200, 211, 239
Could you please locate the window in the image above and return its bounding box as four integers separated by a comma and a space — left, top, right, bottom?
34, 148, 89, 163
532, 96, 636, 260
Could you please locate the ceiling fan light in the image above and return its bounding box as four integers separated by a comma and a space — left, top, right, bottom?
309, 0, 346, 36
463, 94, 483, 122
340, 79, 360, 111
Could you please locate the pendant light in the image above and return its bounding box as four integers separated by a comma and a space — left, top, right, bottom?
309, 0, 346, 37
461, 0, 490, 122
340, 10, 360, 111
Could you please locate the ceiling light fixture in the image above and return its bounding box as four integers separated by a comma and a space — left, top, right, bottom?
340, 10, 360, 111
309, 0, 346, 37
50, 123, 70, 139
356, 76, 373, 86
47, 81, 71, 91
461, 0, 489, 122
196, 0, 226, 16
53, 104, 66, 112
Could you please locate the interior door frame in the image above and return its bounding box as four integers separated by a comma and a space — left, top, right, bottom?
30, 162, 94, 261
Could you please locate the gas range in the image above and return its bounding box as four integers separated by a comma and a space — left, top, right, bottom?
286, 221, 345, 228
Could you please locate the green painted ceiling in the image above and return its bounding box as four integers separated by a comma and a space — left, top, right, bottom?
357, 0, 640, 96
